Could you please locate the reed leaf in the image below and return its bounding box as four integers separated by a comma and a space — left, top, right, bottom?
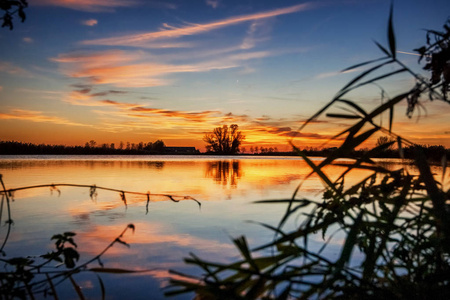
442, 155, 447, 185
68, 276, 85, 300
374, 40, 391, 56
232, 236, 259, 272
291, 144, 337, 192
316, 127, 379, 172
338, 60, 394, 96
341, 56, 389, 72
336, 99, 369, 118
95, 274, 106, 300
388, 3, 396, 59
334, 210, 364, 273
89, 268, 144, 274
389, 105, 394, 133
326, 113, 362, 119
342, 68, 407, 95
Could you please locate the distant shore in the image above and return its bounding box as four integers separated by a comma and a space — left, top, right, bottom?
1, 141, 448, 162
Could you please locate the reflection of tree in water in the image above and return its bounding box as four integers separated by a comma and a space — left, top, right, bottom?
205, 160, 241, 188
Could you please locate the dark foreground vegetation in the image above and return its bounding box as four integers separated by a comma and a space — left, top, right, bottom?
166, 9, 450, 300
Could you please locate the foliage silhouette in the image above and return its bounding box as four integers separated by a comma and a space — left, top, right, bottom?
0, 0, 27, 30
0, 174, 200, 299
166, 8, 450, 300
203, 124, 245, 154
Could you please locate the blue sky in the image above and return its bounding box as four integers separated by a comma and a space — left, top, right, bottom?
1, 0, 449, 150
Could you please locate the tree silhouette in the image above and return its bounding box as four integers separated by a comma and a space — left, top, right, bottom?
203, 124, 245, 154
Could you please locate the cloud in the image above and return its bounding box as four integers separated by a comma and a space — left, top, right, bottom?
64, 89, 135, 106
51, 49, 273, 87
130, 106, 221, 122
123, 41, 195, 49
62, 85, 135, 107
240, 19, 272, 50
82, 19, 98, 26
228, 50, 271, 61
0, 61, 32, 77
82, 3, 316, 47
52, 50, 166, 87
206, 0, 220, 9
33, 0, 140, 12
75, 98, 250, 135
64, 90, 102, 106
22, 37, 33, 43
100, 99, 140, 108
91, 90, 128, 97
0, 109, 90, 126
315, 67, 361, 79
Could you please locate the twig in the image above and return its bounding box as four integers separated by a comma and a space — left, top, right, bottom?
0, 183, 201, 208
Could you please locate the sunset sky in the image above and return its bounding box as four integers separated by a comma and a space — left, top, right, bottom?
1, 0, 449, 151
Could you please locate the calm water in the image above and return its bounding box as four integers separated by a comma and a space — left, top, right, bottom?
0, 155, 435, 299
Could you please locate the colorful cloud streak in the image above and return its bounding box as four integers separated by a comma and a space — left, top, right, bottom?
0, 109, 90, 127
81, 3, 316, 47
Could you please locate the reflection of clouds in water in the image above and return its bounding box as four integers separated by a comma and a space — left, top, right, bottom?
0, 159, 166, 170
259, 173, 303, 185
3, 187, 49, 199
74, 222, 236, 273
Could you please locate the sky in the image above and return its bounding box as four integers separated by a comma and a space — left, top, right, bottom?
1, 0, 449, 151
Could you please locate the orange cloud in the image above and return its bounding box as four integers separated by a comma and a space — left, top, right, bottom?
95, 103, 333, 147
69, 222, 235, 258
130, 107, 221, 122
34, 0, 139, 12
51, 49, 267, 87
85, 102, 251, 136
82, 3, 316, 47
81, 19, 98, 26
0, 109, 91, 127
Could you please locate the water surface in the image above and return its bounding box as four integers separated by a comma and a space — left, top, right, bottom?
0, 155, 431, 299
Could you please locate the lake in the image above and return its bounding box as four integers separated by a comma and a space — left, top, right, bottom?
0, 155, 432, 299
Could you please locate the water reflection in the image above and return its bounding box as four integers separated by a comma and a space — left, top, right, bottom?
1, 155, 431, 299
205, 160, 241, 188
0, 159, 166, 170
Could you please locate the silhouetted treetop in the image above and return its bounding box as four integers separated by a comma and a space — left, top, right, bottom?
203, 124, 245, 154
1, 0, 27, 30
415, 19, 450, 101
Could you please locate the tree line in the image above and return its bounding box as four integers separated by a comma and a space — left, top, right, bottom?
1, 139, 448, 160
0, 140, 167, 155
